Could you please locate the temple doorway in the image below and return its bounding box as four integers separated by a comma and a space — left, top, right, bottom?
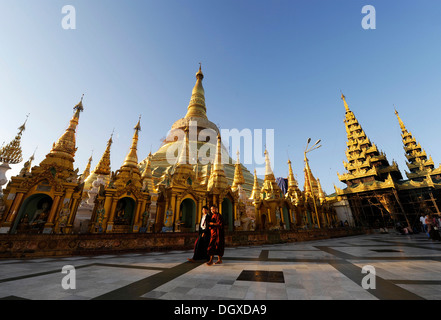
155, 193, 166, 232
180, 198, 196, 232
261, 214, 267, 230
282, 206, 290, 230
114, 197, 136, 226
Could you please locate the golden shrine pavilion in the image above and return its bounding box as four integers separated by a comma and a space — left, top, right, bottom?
0, 66, 337, 235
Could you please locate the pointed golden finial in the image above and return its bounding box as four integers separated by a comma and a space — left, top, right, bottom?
287, 158, 298, 188
134, 114, 142, 132
18, 113, 29, 135
185, 64, 207, 119
341, 91, 350, 112
122, 117, 142, 168
394, 106, 406, 132
73, 94, 85, 117
0, 115, 28, 164
317, 178, 326, 204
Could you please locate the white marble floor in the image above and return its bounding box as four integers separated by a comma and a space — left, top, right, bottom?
1, 232, 441, 301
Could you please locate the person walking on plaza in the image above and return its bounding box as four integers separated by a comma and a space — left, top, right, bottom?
420, 214, 427, 234
188, 206, 211, 262
206, 205, 225, 266
425, 214, 431, 237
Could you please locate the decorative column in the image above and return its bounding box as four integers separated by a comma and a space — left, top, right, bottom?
105, 198, 119, 232
44, 194, 62, 233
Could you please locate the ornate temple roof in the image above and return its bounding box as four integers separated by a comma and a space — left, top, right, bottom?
394, 108, 438, 180
337, 93, 402, 186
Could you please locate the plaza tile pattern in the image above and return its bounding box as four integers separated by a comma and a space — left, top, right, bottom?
0, 233, 440, 300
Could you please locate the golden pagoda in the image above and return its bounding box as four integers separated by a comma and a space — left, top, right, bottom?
90, 117, 151, 233
251, 149, 287, 230
135, 66, 258, 233
139, 65, 256, 196
0, 97, 86, 234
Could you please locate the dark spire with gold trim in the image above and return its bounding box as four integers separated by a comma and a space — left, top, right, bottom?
394, 107, 435, 178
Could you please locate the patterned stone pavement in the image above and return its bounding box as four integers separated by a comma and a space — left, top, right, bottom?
1, 232, 441, 301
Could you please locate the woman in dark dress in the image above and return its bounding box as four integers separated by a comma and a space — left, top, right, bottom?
207, 205, 225, 265
188, 206, 211, 262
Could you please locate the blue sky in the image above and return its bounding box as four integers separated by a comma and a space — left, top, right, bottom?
1, 0, 441, 195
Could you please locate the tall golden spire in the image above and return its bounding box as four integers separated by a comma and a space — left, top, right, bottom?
39, 96, 84, 172
286, 159, 302, 205
176, 127, 191, 167
304, 154, 316, 195
83, 133, 113, 190
122, 116, 141, 169
261, 149, 281, 199
141, 152, 154, 193
317, 178, 326, 204
232, 150, 245, 191
185, 64, 207, 119
287, 159, 298, 189
93, 132, 113, 177
394, 107, 435, 177
113, 117, 143, 189
207, 133, 228, 191
264, 149, 276, 182
249, 169, 261, 200
0, 115, 28, 164
79, 153, 93, 183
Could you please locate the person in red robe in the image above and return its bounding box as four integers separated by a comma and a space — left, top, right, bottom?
207, 205, 225, 265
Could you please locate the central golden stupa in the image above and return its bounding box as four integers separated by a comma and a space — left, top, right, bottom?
138, 66, 256, 195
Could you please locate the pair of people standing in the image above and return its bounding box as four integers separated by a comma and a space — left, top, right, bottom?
187, 205, 225, 265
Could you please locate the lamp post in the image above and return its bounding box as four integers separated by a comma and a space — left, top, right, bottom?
304, 138, 322, 229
